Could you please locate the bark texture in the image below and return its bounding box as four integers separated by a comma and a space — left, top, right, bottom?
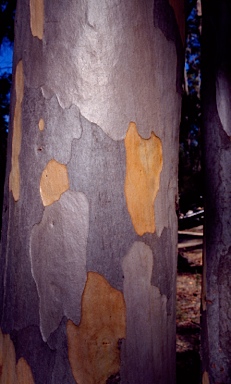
0, 1, 184, 383
201, 1, 231, 382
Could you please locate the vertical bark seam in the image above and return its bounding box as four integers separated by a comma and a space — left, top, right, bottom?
9, 60, 24, 202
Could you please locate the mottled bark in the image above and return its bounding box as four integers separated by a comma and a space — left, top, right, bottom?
201, 1, 231, 382
0, 1, 184, 383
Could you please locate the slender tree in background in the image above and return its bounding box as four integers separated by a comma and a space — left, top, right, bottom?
0, 0, 16, 233
0, 72, 11, 230
0, 0, 184, 383
201, 1, 231, 383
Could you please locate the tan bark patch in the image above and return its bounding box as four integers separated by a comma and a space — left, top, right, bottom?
30, 0, 44, 40
169, 0, 185, 44
124, 122, 163, 236
0, 329, 16, 383
16, 358, 35, 384
0, 329, 34, 383
202, 371, 210, 384
9, 60, 24, 202
197, 0, 202, 17
40, 159, 69, 206
38, 118, 45, 131
67, 272, 126, 384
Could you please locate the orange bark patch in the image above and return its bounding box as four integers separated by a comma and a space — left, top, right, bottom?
124, 122, 163, 236
67, 272, 126, 384
169, 0, 185, 44
16, 358, 35, 384
40, 159, 69, 206
30, 0, 44, 40
9, 60, 24, 202
0, 329, 34, 383
38, 118, 45, 131
202, 371, 210, 384
0, 329, 16, 383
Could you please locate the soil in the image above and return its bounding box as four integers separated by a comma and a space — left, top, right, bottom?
176, 226, 203, 383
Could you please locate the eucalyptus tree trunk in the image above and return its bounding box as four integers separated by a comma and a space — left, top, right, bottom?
0, 1, 184, 383
201, 1, 231, 383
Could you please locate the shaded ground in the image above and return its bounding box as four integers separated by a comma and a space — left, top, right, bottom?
176, 226, 203, 383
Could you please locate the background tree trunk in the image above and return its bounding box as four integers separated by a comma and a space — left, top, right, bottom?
0, 1, 184, 383
201, 1, 231, 382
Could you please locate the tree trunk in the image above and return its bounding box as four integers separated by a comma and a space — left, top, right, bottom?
0, 1, 184, 383
201, 1, 231, 383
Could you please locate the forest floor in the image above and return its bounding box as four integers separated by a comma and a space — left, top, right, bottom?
176, 225, 203, 384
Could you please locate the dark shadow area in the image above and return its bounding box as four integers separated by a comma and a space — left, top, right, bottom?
106, 373, 121, 384
176, 350, 201, 384
178, 253, 202, 275
176, 1, 202, 382
178, 208, 204, 230
176, 232, 202, 383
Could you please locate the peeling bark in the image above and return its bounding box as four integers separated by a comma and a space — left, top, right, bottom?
67, 272, 126, 384
0, 1, 183, 382
124, 122, 163, 236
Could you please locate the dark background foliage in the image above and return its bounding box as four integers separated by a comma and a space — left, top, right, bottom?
0, 1, 16, 44
179, 0, 202, 214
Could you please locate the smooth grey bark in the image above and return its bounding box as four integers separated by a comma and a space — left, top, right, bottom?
201, 1, 231, 382
0, 1, 183, 383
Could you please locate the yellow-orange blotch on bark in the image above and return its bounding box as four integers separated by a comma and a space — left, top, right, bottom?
16, 358, 35, 384
30, 0, 44, 40
9, 60, 24, 202
40, 159, 69, 206
38, 118, 45, 131
202, 371, 210, 384
0, 329, 16, 383
67, 272, 126, 384
124, 122, 163, 236
0, 329, 34, 383
169, 0, 185, 44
